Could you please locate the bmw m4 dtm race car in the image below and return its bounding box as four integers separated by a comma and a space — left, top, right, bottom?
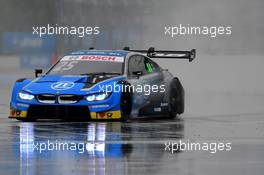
9, 47, 196, 121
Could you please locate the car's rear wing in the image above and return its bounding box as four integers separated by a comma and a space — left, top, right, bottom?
123, 47, 196, 62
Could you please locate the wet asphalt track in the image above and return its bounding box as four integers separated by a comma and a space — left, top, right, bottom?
1, 55, 264, 175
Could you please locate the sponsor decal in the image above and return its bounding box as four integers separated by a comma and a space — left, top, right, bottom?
98, 112, 113, 119
90, 111, 121, 119
89, 104, 110, 109
61, 55, 124, 62
154, 107, 162, 112
161, 103, 168, 107
10, 109, 27, 118
16, 103, 30, 107
51, 81, 75, 90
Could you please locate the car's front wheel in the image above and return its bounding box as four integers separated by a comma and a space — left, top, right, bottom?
120, 86, 132, 121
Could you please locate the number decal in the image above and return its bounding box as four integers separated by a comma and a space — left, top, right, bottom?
53, 61, 78, 72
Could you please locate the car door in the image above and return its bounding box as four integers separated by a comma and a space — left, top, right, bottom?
127, 55, 166, 116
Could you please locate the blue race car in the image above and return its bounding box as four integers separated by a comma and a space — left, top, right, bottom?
9, 47, 195, 121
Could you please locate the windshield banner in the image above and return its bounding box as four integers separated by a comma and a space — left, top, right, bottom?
61, 55, 124, 62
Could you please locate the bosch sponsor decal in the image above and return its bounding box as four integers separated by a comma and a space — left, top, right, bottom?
62, 55, 124, 62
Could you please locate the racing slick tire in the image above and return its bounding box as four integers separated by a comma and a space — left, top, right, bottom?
168, 77, 184, 118
120, 82, 132, 121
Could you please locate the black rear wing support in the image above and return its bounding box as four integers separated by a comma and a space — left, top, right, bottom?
123, 47, 196, 62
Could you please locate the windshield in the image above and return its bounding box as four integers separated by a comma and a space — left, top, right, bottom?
48, 55, 124, 75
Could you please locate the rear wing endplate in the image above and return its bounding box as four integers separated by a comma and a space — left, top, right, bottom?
123, 47, 196, 62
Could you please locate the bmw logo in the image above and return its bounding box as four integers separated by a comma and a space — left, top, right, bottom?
51, 81, 75, 90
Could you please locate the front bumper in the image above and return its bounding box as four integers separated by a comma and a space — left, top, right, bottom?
10, 91, 122, 120
9, 105, 122, 120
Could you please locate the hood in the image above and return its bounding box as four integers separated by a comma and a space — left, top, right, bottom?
22, 75, 125, 95
35, 75, 87, 83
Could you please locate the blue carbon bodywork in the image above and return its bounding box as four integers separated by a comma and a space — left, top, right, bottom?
10, 75, 126, 113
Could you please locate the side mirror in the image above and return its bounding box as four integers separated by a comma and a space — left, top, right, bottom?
132, 71, 143, 78
35, 69, 43, 77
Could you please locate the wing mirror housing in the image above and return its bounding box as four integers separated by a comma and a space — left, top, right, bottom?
35, 69, 43, 78
132, 71, 143, 78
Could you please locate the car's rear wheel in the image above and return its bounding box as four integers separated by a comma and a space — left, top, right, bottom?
168, 78, 184, 118
169, 86, 177, 118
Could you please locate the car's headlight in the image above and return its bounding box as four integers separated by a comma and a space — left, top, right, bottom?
18, 92, 34, 100
86, 92, 110, 102
86, 94, 96, 101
